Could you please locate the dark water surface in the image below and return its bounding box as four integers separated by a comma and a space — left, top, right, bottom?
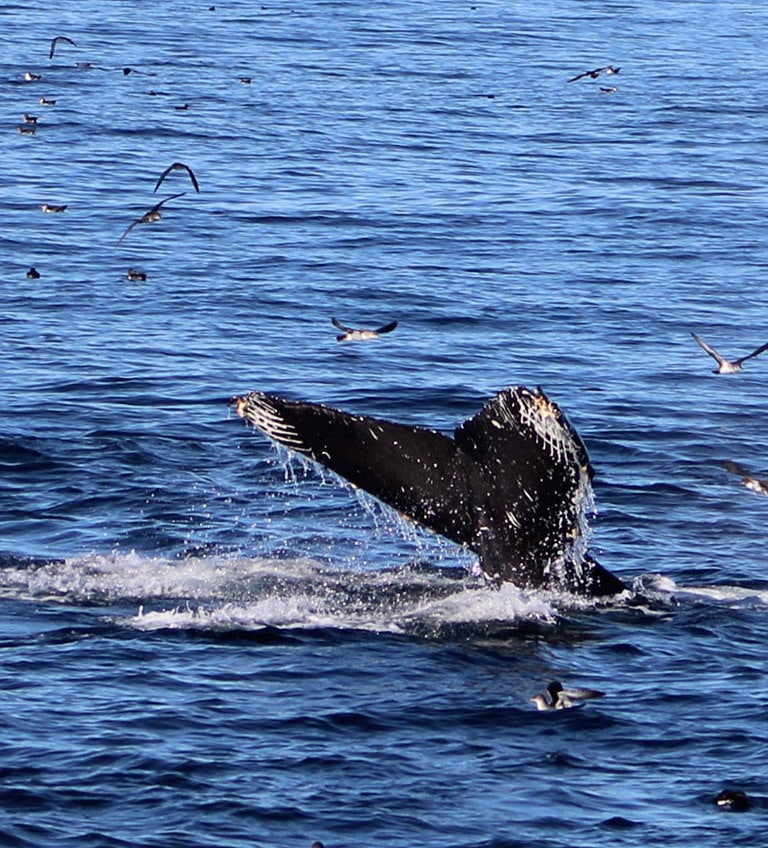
2, 1, 768, 846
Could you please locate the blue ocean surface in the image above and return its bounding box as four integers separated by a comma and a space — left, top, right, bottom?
2, 1, 768, 845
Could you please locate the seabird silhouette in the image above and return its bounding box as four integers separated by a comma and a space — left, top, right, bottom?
127, 268, 147, 281
530, 681, 605, 710
49, 35, 77, 60
691, 332, 768, 374
567, 65, 620, 82
24, 72, 41, 81
600, 86, 618, 93
117, 192, 186, 244
23, 114, 38, 123
41, 203, 67, 213
331, 317, 398, 342
722, 460, 768, 495
39, 97, 56, 106
18, 125, 36, 135
714, 789, 750, 812
153, 162, 200, 194
26, 267, 41, 279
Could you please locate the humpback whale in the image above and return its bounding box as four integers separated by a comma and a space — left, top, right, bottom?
231, 386, 625, 597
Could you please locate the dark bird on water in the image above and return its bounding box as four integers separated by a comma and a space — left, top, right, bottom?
153, 162, 200, 194
568, 65, 620, 82
49, 35, 77, 60
722, 460, 768, 495
714, 789, 750, 812
39, 97, 56, 106
26, 267, 41, 279
41, 203, 67, 213
117, 192, 186, 244
691, 332, 768, 374
331, 317, 398, 342
127, 268, 147, 281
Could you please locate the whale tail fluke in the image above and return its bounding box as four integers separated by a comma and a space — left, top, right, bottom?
232, 387, 625, 597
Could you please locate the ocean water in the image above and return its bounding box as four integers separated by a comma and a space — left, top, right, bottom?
2, 1, 768, 845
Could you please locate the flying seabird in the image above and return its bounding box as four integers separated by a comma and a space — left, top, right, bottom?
153, 162, 200, 194
117, 192, 186, 244
331, 317, 398, 342
530, 681, 605, 711
41, 203, 67, 213
568, 65, 620, 83
691, 332, 768, 374
49, 35, 77, 60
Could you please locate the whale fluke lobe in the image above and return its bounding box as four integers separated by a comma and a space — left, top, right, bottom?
232, 387, 625, 597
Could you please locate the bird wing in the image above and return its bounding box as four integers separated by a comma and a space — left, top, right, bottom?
153, 165, 175, 193
691, 332, 724, 364
331, 317, 352, 332
374, 321, 398, 335
150, 191, 186, 213
567, 71, 587, 82
49, 36, 76, 59
117, 219, 140, 244
735, 340, 768, 364
182, 164, 200, 193
723, 459, 750, 478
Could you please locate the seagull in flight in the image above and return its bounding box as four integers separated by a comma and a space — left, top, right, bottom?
153, 162, 200, 194
691, 332, 768, 374
117, 192, 186, 244
331, 317, 398, 342
530, 681, 605, 711
567, 65, 620, 83
49, 35, 77, 60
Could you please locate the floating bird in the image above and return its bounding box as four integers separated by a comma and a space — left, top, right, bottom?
153, 162, 200, 194
600, 86, 618, 93
117, 192, 186, 244
331, 317, 398, 342
238, 76, 252, 84
41, 203, 67, 213
39, 97, 56, 106
49, 35, 77, 60
722, 460, 768, 495
26, 267, 41, 279
568, 65, 620, 83
23, 114, 38, 123
714, 789, 750, 812
530, 681, 605, 711
127, 268, 147, 281
18, 125, 36, 135
24, 71, 41, 81
691, 332, 768, 374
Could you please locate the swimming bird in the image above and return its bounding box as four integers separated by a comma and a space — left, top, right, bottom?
568, 65, 620, 82
331, 317, 398, 342
153, 162, 200, 194
238, 76, 252, 84
18, 125, 36, 135
26, 267, 41, 279
117, 192, 186, 244
23, 114, 38, 123
600, 86, 618, 93
49, 35, 77, 60
722, 460, 768, 495
691, 332, 768, 374
714, 789, 750, 812
24, 72, 41, 81
127, 268, 147, 281
39, 97, 56, 106
41, 203, 67, 213
530, 681, 605, 710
